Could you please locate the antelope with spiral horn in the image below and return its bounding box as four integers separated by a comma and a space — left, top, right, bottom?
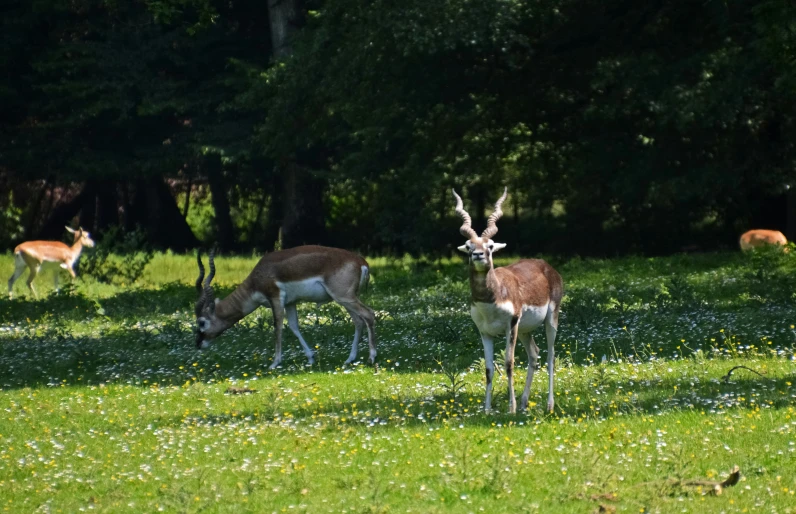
452, 188, 563, 413
194, 246, 377, 368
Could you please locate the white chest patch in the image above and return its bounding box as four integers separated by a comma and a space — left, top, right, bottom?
277, 277, 332, 305
470, 301, 549, 337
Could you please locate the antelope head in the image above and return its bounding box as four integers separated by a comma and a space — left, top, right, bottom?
194, 250, 230, 348
452, 187, 508, 271
65, 226, 96, 248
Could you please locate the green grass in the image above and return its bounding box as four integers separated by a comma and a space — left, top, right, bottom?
1, 249, 795, 513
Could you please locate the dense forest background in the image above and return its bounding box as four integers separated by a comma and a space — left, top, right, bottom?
1, 0, 795, 256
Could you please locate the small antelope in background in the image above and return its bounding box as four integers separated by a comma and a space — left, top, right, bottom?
452, 188, 563, 413
194, 245, 376, 368
8, 226, 95, 299
739, 229, 788, 252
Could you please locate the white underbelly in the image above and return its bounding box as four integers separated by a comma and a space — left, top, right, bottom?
278, 277, 332, 305
38, 260, 68, 269
518, 303, 548, 331
470, 301, 549, 337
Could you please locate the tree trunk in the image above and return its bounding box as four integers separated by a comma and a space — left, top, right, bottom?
280, 163, 326, 248
267, 0, 326, 249
128, 177, 200, 251
205, 154, 237, 251
24, 180, 51, 239
787, 185, 796, 243
262, 176, 283, 251
248, 188, 268, 246
120, 182, 134, 231
182, 176, 192, 218
37, 185, 90, 240
268, 0, 303, 59
471, 184, 487, 231
95, 180, 119, 233
78, 180, 98, 232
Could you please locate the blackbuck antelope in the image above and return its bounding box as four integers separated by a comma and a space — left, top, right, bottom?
8, 226, 95, 299
452, 188, 563, 413
739, 229, 788, 252
194, 246, 377, 368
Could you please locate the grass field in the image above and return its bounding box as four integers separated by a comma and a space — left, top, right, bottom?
1, 249, 795, 513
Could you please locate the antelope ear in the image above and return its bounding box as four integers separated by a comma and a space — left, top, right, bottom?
457, 244, 469, 253
491, 242, 507, 253
65, 226, 75, 233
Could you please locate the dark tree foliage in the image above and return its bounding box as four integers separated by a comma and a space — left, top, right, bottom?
0, 0, 794, 255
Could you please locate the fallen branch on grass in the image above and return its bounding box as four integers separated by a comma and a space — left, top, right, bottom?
721, 365, 766, 383
679, 465, 741, 495
577, 492, 619, 502
637, 465, 741, 496
224, 387, 258, 395
593, 504, 615, 513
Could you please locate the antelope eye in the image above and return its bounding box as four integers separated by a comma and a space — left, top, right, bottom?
488, 244, 494, 250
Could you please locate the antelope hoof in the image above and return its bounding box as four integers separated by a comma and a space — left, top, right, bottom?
269, 361, 281, 370
547, 400, 554, 413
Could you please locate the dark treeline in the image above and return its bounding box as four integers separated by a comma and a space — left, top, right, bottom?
1, 0, 795, 256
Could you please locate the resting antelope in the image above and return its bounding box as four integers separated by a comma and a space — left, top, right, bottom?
739, 229, 788, 252
8, 226, 95, 299
452, 188, 563, 413
194, 246, 376, 368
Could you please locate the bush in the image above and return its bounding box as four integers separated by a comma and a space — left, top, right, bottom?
743, 243, 792, 282
79, 226, 154, 285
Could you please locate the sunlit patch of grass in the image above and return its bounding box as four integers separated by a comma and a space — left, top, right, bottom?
0, 250, 794, 512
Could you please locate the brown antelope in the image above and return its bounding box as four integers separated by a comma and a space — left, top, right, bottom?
739, 229, 788, 252
452, 188, 563, 413
194, 246, 376, 368
8, 226, 95, 299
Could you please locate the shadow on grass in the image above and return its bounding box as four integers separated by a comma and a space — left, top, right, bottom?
150, 372, 796, 431
0, 282, 203, 322
0, 304, 470, 389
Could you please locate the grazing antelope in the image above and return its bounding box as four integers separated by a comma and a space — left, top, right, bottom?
739, 229, 788, 252
194, 246, 376, 368
452, 188, 563, 413
8, 226, 95, 299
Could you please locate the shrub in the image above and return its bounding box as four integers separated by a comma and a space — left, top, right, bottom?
79, 226, 154, 285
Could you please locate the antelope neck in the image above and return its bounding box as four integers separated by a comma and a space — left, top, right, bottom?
213, 285, 253, 325
469, 265, 501, 304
